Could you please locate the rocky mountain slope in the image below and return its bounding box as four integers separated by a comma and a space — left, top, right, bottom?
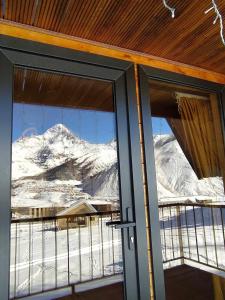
11, 124, 224, 207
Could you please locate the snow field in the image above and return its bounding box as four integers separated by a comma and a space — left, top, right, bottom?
10, 217, 123, 299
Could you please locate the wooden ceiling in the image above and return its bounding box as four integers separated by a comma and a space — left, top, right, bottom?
14, 68, 113, 112
1, 1, 225, 75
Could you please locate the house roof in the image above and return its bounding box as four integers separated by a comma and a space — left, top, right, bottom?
57, 200, 97, 216
1, 1, 225, 76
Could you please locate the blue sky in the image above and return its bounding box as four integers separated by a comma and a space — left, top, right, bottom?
13, 103, 172, 143
151, 117, 172, 135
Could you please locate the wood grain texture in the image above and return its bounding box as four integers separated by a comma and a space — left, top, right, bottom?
14, 68, 113, 112
1, 0, 225, 78
134, 64, 154, 299
1, 20, 225, 84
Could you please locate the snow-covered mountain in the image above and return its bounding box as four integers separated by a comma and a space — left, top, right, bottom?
11, 124, 224, 207
153, 135, 224, 201
12, 124, 118, 207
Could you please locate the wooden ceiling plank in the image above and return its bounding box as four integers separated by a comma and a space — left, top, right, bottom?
91, 1, 118, 40
100, 1, 137, 45
53, 0, 69, 33
70, 0, 88, 37
82, 0, 107, 40
41, 0, 54, 29
2, 0, 225, 74
60, 1, 81, 36
1, 20, 225, 84
49, 0, 67, 31
0, 0, 2, 18
18, 0, 26, 24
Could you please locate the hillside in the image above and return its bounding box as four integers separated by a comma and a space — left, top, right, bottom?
11, 124, 224, 207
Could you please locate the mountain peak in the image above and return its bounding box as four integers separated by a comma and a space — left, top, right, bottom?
45, 124, 72, 135
44, 123, 80, 142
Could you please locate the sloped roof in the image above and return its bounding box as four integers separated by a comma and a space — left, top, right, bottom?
57, 200, 97, 216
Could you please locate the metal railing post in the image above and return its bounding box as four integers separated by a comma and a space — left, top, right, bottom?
176, 205, 184, 264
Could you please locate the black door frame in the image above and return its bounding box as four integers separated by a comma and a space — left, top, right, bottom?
0, 35, 150, 300
138, 65, 225, 300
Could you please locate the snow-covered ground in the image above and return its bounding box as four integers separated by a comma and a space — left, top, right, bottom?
10, 217, 123, 299
9, 206, 225, 299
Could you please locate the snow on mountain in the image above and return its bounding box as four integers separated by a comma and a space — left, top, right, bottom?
11, 125, 224, 208
12, 124, 118, 207
154, 134, 224, 200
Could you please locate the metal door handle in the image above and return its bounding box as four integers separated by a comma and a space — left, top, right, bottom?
106, 221, 136, 229
106, 207, 135, 250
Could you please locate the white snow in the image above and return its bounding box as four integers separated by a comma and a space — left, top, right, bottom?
10, 217, 123, 299
12, 124, 119, 208
12, 126, 225, 210
154, 134, 224, 200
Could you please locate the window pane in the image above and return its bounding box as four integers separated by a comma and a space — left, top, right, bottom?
10, 67, 123, 299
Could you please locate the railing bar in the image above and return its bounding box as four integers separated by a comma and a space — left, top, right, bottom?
79, 218, 82, 282
10, 273, 124, 300
159, 203, 225, 208
42, 220, 44, 292
184, 257, 225, 273
111, 213, 115, 275
161, 207, 167, 261
200, 207, 208, 265
28, 221, 31, 295
176, 206, 184, 262
100, 215, 104, 277
66, 217, 70, 285
220, 208, 225, 266
184, 206, 191, 259
193, 207, 199, 262
163, 257, 183, 263
90, 216, 93, 280
211, 207, 219, 268
14, 222, 18, 298
31, 221, 34, 294
11, 210, 121, 224
97, 216, 101, 276
54, 218, 58, 289
169, 206, 175, 259
219, 208, 225, 268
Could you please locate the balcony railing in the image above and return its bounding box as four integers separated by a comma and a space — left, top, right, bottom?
10, 211, 122, 299
10, 203, 225, 299
159, 203, 225, 273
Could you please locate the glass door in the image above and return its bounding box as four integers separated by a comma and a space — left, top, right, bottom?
138, 65, 225, 300
0, 43, 150, 300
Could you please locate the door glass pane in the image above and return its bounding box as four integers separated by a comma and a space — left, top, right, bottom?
148, 79, 225, 298
10, 67, 124, 299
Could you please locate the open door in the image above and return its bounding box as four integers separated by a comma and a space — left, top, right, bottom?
138, 65, 225, 300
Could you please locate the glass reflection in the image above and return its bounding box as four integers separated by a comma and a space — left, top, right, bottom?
10, 68, 123, 299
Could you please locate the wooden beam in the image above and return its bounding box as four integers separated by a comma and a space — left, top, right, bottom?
1, 20, 225, 84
